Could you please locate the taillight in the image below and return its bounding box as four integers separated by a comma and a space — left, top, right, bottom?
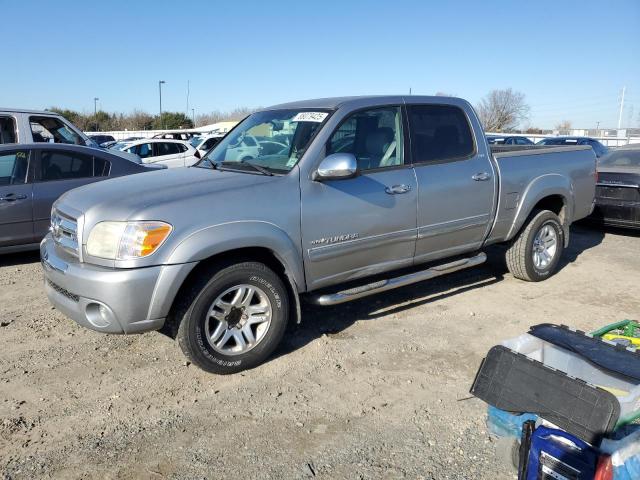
594, 455, 613, 480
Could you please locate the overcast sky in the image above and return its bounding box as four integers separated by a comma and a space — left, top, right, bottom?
3, 0, 639, 129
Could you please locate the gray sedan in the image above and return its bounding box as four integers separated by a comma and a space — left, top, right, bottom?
0, 143, 164, 253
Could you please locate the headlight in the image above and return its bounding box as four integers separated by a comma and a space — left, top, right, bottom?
86, 221, 172, 260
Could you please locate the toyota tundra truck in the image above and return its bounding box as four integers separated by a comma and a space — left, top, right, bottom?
40, 96, 596, 374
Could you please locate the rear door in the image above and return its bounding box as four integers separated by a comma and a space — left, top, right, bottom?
153, 142, 184, 167
0, 149, 33, 247
408, 104, 496, 264
32, 149, 103, 240
300, 106, 418, 290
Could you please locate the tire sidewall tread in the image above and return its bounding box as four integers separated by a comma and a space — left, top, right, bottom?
177, 262, 288, 374
506, 210, 565, 282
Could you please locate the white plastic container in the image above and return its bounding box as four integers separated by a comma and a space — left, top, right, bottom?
502, 333, 640, 421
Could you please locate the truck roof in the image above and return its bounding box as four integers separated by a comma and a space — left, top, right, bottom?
266, 95, 467, 111
0, 107, 63, 115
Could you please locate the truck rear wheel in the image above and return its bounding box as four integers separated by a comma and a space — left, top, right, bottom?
176, 261, 289, 374
505, 210, 564, 282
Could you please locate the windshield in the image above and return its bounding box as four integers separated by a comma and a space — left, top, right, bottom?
189, 136, 203, 147
599, 149, 640, 168
200, 109, 331, 173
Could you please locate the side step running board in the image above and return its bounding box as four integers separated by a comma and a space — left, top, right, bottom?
308, 252, 487, 306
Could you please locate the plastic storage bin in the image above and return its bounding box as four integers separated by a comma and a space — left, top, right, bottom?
502, 333, 640, 422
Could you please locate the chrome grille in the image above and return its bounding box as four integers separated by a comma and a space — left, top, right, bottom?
51, 209, 79, 257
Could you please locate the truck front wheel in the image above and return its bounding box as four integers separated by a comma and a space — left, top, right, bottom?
176, 262, 289, 374
505, 210, 565, 282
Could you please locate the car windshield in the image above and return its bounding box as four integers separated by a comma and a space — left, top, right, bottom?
189, 137, 203, 147
110, 142, 131, 151
599, 149, 640, 168
200, 109, 331, 173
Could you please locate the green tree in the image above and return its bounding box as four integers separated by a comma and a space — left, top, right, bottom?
152, 112, 194, 130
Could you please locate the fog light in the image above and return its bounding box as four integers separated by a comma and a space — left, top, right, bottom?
85, 302, 113, 328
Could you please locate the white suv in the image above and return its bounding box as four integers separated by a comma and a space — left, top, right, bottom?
119, 139, 199, 168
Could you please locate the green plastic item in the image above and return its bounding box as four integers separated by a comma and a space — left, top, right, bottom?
591, 320, 640, 428
591, 319, 640, 339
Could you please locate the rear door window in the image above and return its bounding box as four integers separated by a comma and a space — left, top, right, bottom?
156, 142, 181, 156
0, 117, 18, 144
39, 151, 94, 181
0, 150, 29, 185
407, 105, 475, 164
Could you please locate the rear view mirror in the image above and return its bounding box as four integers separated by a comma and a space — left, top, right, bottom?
315, 153, 358, 181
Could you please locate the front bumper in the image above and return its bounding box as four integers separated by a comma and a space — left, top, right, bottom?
41, 234, 195, 334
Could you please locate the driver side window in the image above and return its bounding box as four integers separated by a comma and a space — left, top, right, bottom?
327, 107, 404, 171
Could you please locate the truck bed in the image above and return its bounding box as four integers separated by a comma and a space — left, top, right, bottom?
485, 145, 596, 245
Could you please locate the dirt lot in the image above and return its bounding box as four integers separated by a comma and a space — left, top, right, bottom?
1, 224, 639, 480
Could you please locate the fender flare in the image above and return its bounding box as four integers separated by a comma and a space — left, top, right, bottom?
506, 174, 573, 246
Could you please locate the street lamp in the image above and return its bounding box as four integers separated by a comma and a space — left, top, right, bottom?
93, 97, 99, 131
158, 80, 166, 129
192, 108, 195, 127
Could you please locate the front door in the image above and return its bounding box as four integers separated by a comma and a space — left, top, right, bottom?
407, 104, 496, 264
301, 106, 418, 290
0, 149, 34, 247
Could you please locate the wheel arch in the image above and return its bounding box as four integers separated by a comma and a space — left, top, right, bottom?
507, 175, 573, 247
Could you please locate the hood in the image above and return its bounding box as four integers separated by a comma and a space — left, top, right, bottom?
56, 166, 279, 222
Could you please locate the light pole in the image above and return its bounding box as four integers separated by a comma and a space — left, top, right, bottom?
158, 80, 166, 129
192, 108, 195, 127
93, 97, 99, 131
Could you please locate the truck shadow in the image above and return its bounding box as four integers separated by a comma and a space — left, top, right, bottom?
275, 225, 605, 359
0, 250, 40, 267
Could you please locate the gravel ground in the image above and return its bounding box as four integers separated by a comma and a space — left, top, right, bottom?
1, 224, 639, 480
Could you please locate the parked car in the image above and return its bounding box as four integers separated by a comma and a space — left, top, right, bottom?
191, 134, 225, 157
88, 134, 116, 146
486, 135, 534, 145
117, 139, 200, 168
590, 144, 640, 229
0, 143, 163, 254
152, 131, 199, 141
0, 108, 98, 148
218, 134, 261, 161
41, 95, 596, 374
537, 136, 609, 158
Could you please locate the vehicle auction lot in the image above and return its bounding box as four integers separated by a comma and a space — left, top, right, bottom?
1, 225, 638, 479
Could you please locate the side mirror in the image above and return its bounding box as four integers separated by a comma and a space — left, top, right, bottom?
315, 153, 358, 181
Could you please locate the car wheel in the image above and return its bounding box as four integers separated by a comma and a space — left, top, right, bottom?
506, 210, 564, 282
176, 262, 289, 374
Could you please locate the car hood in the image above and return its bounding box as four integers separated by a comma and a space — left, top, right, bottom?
56, 166, 281, 223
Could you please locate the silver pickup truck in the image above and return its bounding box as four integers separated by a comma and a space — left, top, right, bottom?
41, 96, 596, 374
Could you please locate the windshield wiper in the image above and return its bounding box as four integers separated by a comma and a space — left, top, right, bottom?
221, 161, 274, 176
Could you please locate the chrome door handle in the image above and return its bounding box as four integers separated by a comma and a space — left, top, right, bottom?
385, 184, 412, 195
0, 193, 28, 202
472, 172, 491, 181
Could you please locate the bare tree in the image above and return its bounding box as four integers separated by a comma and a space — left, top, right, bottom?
195, 107, 257, 127
555, 120, 572, 134
476, 88, 530, 132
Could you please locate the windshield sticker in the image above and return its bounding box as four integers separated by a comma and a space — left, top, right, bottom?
292, 112, 328, 123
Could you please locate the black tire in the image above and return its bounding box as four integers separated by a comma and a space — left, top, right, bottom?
506, 210, 564, 282
176, 262, 289, 374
